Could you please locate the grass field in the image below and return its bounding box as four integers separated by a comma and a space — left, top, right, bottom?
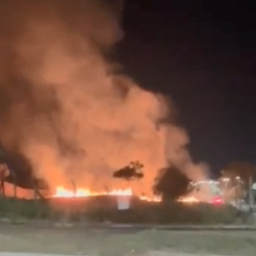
0, 223, 255, 256
0, 197, 255, 256
0, 196, 251, 225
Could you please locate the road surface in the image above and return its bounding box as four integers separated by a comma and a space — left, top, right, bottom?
0, 223, 255, 256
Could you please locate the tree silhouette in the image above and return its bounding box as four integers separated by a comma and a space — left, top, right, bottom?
153, 165, 190, 201
113, 161, 144, 181
0, 142, 49, 198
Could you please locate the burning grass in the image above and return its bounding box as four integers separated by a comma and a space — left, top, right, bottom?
0, 196, 250, 225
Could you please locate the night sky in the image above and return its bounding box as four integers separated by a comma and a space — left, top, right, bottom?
117, 0, 256, 174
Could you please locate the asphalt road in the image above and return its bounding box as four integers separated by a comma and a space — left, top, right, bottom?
1, 224, 255, 256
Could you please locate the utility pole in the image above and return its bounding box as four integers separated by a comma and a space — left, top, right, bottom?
248, 176, 254, 211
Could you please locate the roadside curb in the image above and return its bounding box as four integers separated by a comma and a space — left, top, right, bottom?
149, 252, 240, 256
84, 223, 256, 231
1, 218, 256, 230
0, 252, 241, 256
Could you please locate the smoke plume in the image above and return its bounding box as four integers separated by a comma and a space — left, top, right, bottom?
0, 0, 208, 195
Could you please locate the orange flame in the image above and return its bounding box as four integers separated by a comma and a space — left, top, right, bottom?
52, 186, 91, 198
52, 186, 133, 198
51, 186, 161, 202
177, 196, 199, 203
140, 195, 161, 202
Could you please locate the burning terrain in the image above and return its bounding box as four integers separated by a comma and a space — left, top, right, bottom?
1, 178, 161, 201
52, 186, 161, 202
0, 0, 209, 200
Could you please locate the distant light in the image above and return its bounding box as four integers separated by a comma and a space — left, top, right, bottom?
212, 197, 223, 205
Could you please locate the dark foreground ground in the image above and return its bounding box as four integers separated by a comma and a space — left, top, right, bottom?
0, 224, 255, 256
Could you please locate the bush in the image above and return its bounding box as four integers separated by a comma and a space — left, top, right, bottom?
85, 200, 239, 224
0, 198, 51, 220
0, 196, 247, 224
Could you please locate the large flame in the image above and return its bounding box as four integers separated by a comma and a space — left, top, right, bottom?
52, 186, 133, 198
52, 186, 161, 202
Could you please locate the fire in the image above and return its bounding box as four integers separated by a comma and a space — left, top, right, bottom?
140, 195, 161, 202
107, 188, 133, 196
177, 196, 199, 203
52, 186, 133, 198
51, 186, 161, 202
52, 186, 91, 198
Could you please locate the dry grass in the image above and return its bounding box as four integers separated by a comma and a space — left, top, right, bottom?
0, 224, 255, 256
0, 197, 248, 225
